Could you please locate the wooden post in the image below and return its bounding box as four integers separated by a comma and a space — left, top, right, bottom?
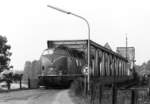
90, 83, 93, 104
148, 88, 150, 96
112, 84, 117, 104
19, 78, 22, 89
99, 85, 102, 104
84, 76, 87, 95
131, 90, 137, 104
19, 74, 23, 89
28, 78, 30, 89
7, 80, 11, 91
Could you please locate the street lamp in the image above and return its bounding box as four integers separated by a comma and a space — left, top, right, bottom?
47, 5, 91, 91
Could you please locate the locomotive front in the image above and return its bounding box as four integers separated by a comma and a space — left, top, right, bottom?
38, 47, 83, 88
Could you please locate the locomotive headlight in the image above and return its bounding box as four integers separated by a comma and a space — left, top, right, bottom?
49, 67, 53, 71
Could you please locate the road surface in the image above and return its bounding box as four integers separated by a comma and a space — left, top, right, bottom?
0, 89, 76, 104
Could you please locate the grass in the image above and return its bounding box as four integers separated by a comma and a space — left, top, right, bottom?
0, 88, 32, 93
70, 77, 150, 104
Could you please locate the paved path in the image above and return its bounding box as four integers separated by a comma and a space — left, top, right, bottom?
51, 90, 74, 104
0, 89, 75, 104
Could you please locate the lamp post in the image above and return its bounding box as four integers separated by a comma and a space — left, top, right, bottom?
47, 5, 90, 91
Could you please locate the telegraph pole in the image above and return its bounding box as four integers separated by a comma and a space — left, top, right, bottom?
47, 5, 91, 91
125, 33, 128, 59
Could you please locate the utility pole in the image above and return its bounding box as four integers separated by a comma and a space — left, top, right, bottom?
47, 5, 91, 91
125, 33, 128, 59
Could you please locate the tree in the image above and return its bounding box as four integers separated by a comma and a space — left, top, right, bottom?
0, 35, 12, 72
135, 61, 150, 75
145, 60, 150, 71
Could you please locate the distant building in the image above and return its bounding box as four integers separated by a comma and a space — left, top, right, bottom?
23, 60, 41, 80
23, 60, 41, 88
116, 47, 135, 75
104, 42, 112, 50
23, 61, 32, 80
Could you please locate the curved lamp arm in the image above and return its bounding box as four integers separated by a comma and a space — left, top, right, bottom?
47, 5, 90, 91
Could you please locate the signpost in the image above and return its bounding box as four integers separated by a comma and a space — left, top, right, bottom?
82, 65, 89, 75
82, 65, 89, 94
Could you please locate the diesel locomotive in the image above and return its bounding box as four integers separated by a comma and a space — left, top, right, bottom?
38, 42, 86, 87
38, 40, 130, 88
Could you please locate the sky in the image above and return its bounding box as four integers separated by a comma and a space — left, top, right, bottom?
0, 0, 150, 70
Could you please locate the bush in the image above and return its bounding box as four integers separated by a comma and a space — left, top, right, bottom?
70, 77, 85, 96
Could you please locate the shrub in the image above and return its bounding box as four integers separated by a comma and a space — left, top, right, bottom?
70, 77, 85, 96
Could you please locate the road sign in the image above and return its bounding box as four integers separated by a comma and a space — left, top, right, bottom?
82, 65, 89, 75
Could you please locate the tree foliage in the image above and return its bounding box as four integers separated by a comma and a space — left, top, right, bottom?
0, 35, 12, 72
135, 60, 150, 75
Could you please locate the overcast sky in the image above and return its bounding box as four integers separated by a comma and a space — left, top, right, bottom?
0, 0, 150, 70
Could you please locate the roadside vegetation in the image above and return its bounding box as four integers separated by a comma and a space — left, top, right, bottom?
135, 60, 150, 76
0, 72, 24, 91
70, 77, 105, 104
0, 35, 26, 91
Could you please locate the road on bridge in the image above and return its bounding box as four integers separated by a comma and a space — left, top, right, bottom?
0, 89, 76, 104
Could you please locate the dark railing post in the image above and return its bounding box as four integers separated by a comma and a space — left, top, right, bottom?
84, 76, 87, 95
19, 74, 23, 89
90, 82, 94, 104
99, 85, 102, 104
19, 78, 22, 89
112, 84, 117, 104
131, 89, 137, 104
7, 80, 11, 91
28, 78, 30, 88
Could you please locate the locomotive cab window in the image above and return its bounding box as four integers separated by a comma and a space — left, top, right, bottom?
42, 49, 54, 55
